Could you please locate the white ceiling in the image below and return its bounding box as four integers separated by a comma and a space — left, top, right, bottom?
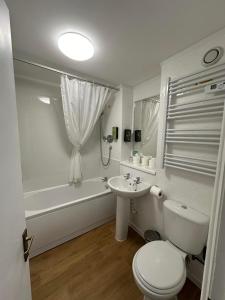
5, 0, 225, 86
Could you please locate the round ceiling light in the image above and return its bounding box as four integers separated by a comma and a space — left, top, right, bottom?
58, 32, 94, 61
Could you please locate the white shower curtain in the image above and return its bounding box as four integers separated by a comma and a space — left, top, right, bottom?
61, 76, 111, 183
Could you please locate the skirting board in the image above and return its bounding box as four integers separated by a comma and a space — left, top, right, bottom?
129, 221, 203, 289
187, 270, 203, 290
30, 216, 115, 258
129, 221, 145, 239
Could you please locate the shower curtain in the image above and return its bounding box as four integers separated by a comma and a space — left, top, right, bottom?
61, 76, 111, 183
141, 100, 159, 156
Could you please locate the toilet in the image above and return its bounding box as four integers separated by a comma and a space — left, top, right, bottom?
132, 200, 209, 300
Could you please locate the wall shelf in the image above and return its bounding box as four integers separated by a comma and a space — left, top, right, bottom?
120, 161, 156, 175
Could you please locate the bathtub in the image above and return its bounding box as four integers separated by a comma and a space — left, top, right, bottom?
24, 178, 116, 257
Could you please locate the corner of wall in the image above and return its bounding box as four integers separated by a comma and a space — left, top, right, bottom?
121, 85, 133, 161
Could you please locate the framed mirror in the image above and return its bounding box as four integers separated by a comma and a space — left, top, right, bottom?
132, 95, 160, 157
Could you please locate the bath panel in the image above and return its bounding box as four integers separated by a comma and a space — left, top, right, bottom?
24, 178, 116, 257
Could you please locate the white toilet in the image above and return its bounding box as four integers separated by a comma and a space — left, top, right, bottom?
132, 200, 209, 300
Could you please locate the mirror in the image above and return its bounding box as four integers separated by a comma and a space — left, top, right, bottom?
133, 95, 160, 157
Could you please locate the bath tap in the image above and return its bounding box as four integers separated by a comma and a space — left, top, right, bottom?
133, 177, 141, 184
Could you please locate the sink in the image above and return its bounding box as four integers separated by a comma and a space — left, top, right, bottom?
108, 176, 151, 198
108, 175, 151, 242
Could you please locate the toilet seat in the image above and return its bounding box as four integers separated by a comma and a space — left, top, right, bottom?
133, 241, 186, 296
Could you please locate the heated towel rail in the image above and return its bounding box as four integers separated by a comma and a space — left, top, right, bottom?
162, 63, 225, 177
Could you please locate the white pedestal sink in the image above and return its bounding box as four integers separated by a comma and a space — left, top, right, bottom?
108, 175, 151, 241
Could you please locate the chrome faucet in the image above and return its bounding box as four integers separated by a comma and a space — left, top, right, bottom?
133, 177, 141, 184
101, 177, 108, 182
132, 177, 141, 191
123, 173, 130, 180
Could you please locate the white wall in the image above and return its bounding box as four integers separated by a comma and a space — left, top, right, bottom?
121, 85, 133, 160
100, 85, 133, 177
102, 88, 122, 161
133, 76, 161, 101
128, 27, 225, 287
16, 77, 101, 191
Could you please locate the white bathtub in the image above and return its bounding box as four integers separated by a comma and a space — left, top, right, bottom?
24, 178, 116, 257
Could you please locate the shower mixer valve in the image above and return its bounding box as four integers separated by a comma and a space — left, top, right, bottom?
103, 134, 113, 143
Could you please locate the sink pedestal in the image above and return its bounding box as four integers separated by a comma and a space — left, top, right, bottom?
108, 175, 151, 242
115, 196, 130, 241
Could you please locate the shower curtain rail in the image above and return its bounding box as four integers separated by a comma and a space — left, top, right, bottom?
136, 95, 160, 103
13, 57, 119, 91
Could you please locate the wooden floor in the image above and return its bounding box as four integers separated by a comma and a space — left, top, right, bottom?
30, 222, 201, 300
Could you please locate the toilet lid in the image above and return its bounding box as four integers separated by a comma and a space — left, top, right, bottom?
135, 241, 185, 291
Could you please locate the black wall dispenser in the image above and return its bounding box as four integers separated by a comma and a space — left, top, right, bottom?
112, 127, 118, 140
134, 130, 141, 142
124, 129, 131, 142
